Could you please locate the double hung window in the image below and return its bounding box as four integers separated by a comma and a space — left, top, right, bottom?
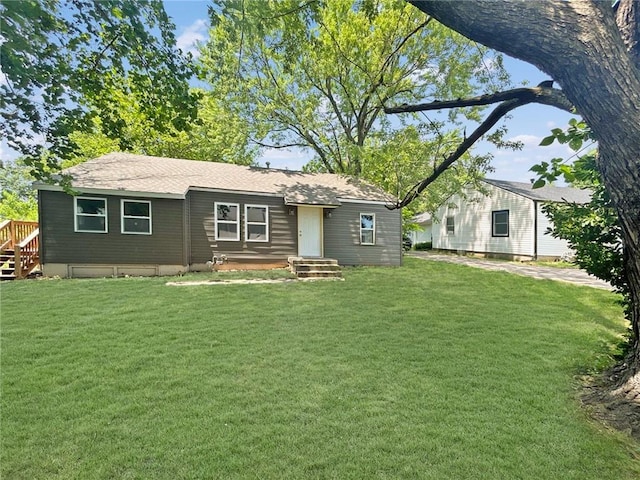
492, 210, 509, 237
121, 200, 152, 234
245, 205, 269, 242
215, 202, 240, 241
446, 216, 455, 235
75, 197, 107, 233
360, 213, 375, 245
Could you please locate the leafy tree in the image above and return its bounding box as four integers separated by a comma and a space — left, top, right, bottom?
392, 0, 640, 389
67, 86, 257, 167
0, 0, 198, 177
532, 120, 627, 308
0, 159, 38, 221
200, 0, 509, 213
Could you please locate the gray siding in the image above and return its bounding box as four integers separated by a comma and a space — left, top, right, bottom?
39, 190, 186, 265
188, 190, 297, 264
324, 202, 402, 266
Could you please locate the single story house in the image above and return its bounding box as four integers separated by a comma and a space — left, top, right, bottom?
431, 178, 591, 260
36, 153, 402, 277
408, 212, 432, 245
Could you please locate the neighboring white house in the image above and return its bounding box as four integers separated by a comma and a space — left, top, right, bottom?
431, 179, 592, 260
409, 212, 432, 245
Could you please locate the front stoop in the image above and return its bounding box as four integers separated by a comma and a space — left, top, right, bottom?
288, 257, 343, 280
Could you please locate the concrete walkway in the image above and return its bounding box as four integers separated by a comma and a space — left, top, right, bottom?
407, 251, 614, 290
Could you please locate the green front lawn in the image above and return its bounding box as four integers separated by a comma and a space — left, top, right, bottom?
1, 258, 638, 479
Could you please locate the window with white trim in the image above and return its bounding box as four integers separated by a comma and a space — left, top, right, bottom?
121, 200, 152, 235
245, 205, 269, 242
215, 202, 240, 241
492, 210, 509, 237
360, 213, 375, 245
75, 197, 107, 233
446, 216, 455, 235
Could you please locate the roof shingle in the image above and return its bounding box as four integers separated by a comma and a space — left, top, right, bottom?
43, 152, 394, 204
483, 178, 592, 203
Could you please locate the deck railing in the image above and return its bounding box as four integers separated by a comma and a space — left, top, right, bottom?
0, 220, 40, 278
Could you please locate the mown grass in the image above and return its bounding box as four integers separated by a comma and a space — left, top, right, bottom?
1, 258, 638, 479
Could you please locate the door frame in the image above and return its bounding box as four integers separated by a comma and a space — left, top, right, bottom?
297, 206, 323, 257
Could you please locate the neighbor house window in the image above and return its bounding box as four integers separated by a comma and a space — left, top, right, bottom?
215, 202, 240, 241
446, 216, 455, 235
360, 213, 375, 245
121, 200, 152, 235
75, 197, 107, 233
245, 205, 269, 242
492, 210, 509, 237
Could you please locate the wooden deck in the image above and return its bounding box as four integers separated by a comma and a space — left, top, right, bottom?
0, 220, 40, 280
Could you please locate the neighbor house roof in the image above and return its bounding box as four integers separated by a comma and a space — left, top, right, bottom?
37, 152, 394, 205
483, 178, 592, 203
412, 212, 432, 224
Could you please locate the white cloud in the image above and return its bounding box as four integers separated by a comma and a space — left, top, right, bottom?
507, 134, 542, 147
176, 19, 208, 58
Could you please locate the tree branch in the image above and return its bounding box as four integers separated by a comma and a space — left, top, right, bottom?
385, 84, 574, 115
251, 139, 308, 149
386, 81, 564, 209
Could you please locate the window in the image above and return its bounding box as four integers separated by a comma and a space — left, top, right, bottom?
75, 197, 107, 233
215, 202, 240, 241
121, 200, 152, 235
492, 210, 509, 237
245, 205, 269, 242
446, 216, 455, 235
360, 213, 375, 245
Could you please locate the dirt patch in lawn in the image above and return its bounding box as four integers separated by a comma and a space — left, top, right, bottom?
581, 363, 640, 442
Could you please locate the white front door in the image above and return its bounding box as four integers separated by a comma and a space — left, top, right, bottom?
297, 206, 323, 257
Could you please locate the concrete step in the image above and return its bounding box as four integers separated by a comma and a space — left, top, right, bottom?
288, 257, 342, 279
294, 264, 342, 273
296, 270, 342, 278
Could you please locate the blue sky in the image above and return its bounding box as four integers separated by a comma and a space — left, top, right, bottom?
0, 1, 580, 184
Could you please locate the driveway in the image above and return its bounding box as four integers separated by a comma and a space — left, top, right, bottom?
407, 251, 614, 290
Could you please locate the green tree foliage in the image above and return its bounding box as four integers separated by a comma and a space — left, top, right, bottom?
0, 0, 198, 177
0, 159, 38, 221
532, 120, 628, 311
200, 0, 508, 213
67, 86, 257, 167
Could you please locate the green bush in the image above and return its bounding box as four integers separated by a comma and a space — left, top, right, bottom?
415, 242, 432, 250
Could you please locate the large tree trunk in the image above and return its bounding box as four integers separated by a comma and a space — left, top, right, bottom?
409, 0, 640, 371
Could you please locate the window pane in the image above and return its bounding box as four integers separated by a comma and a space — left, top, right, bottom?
124, 218, 150, 233
247, 206, 266, 223
77, 198, 105, 215
78, 215, 106, 232
124, 201, 149, 217
217, 223, 238, 239
494, 223, 508, 236
361, 215, 374, 229
361, 230, 374, 244
217, 204, 237, 221
446, 216, 454, 233
247, 224, 267, 240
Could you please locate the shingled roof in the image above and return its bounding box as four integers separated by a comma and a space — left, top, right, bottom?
40, 152, 394, 205
483, 178, 592, 203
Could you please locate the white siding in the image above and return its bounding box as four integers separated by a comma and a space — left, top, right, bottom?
536, 202, 574, 258
411, 224, 432, 244
432, 184, 535, 257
